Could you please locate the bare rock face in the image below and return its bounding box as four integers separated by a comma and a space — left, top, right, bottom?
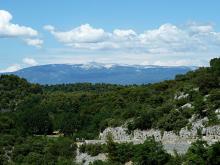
174, 92, 189, 100
215, 108, 220, 114
162, 131, 179, 142
179, 116, 209, 139
98, 117, 220, 155
181, 103, 193, 109
133, 129, 162, 141
78, 116, 220, 165
76, 152, 107, 165
75, 144, 107, 165
125, 161, 133, 165
100, 127, 132, 141
206, 126, 220, 136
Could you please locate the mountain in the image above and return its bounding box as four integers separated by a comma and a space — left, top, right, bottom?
5, 62, 196, 85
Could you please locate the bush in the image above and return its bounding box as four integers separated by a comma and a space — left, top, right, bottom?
106, 136, 171, 164
47, 137, 77, 158
127, 109, 156, 131
19, 106, 53, 135
207, 142, 220, 165
79, 143, 107, 156
11, 136, 77, 164
133, 138, 171, 165
157, 109, 188, 132
185, 140, 208, 164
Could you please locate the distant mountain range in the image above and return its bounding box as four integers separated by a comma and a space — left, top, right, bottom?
3, 62, 196, 85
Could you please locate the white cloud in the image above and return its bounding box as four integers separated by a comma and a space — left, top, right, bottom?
113, 29, 136, 39
45, 23, 220, 54
24, 38, 43, 48
0, 10, 43, 48
0, 64, 21, 73
140, 24, 185, 43
43, 25, 55, 31
22, 58, 38, 66
0, 10, 38, 37
45, 24, 109, 44
187, 22, 214, 34
41, 22, 220, 66
153, 59, 193, 66
0, 58, 38, 73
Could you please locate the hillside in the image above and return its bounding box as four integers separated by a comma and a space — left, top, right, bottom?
0, 58, 220, 164
4, 63, 194, 84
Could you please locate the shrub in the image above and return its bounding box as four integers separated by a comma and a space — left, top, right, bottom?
79, 143, 106, 156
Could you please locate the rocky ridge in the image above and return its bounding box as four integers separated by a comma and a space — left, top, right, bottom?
75, 92, 220, 164
75, 116, 220, 164
98, 117, 220, 155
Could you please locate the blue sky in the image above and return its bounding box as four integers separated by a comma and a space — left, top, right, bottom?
0, 0, 220, 72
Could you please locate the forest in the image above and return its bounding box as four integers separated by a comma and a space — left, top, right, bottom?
0, 58, 220, 164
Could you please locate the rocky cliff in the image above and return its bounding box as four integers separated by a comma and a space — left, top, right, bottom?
96, 115, 220, 155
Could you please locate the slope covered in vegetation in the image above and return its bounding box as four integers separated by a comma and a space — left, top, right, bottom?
0, 58, 220, 164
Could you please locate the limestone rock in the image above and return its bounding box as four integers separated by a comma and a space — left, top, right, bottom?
76, 147, 107, 165
125, 161, 133, 165
100, 127, 131, 141
181, 103, 193, 109
93, 116, 220, 155
133, 129, 162, 141
215, 108, 220, 114
174, 92, 189, 100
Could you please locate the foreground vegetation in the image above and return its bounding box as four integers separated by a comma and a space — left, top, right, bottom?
0, 58, 220, 164
90, 137, 220, 165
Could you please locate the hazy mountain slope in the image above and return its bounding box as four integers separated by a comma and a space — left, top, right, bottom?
8, 63, 194, 84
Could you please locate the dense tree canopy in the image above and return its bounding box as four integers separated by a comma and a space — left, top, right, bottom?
0, 58, 220, 164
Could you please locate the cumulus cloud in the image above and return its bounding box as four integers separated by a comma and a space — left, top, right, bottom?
0, 58, 38, 73
0, 10, 42, 47
187, 22, 214, 34
0, 10, 38, 37
0, 64, 21, 73
43, 25, 55, 31
24, 38, 43, 48
153, 59, 194, 66
113, 29, 137, 39
44, 24, 109, 44
22, 58, 38, 66
44, 23, 220, 54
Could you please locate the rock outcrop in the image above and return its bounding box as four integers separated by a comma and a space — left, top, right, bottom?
76, 152, 107, 165
77, 116, 220, 164
174, 92, 189, 100
97, 117, 220, 155
75, 142, 107, 165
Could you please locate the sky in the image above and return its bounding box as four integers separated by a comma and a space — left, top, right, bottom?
0, 0, 220, 72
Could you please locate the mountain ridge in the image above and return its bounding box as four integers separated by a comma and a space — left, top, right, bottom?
2, 62, 196, 85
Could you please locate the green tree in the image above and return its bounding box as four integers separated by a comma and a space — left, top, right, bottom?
23, 152, 44, 164
20, 107, 53, 135
210, 58, 220, 76
133, 138, 171, 165
60, 113, 81, 136
157, 109, 187, 132
47, 137, 77, 159
194, 95, 207, 117
185, 140, 208, 165
207, 142, 220, 165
